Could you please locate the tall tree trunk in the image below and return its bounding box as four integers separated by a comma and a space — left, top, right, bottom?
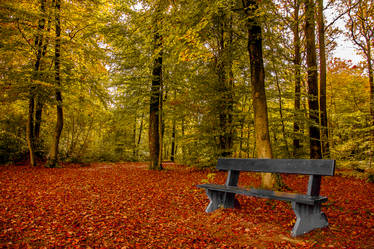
34, 2, 52, 146
27, 0, 47, 166
367, 42, 373, 166
317, 0, 329, 158
304, 0, 322, 159
47, 0, 63, 167
368, 44, 374, 128
293, 0, 302, 157
242, 0, 276, 189
216, 10, 234, 158
149, 4, 163, 170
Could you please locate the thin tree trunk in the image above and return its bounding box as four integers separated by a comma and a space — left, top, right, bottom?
317, 0, 329, 158
34, 101, 43, 140
47, 0, 63, 167
170, 118, 176, 162
239, 96, 247, 158
136, 112, 144, 158
368, 44, 374, 127
304, 0, 322, 159
367, 42, 373, 166
26, 97, 36, 166
133, 115, 137, 157
216, 9, 234, 158
293, 0, 302, 157
149, 4, 163, 170
242, 0, 276, 189
226, 16, 234, 158
181, 118, 185, 162
271, 55, 290, 157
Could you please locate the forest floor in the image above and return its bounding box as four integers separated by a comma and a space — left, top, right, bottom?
0, 162, 373, 248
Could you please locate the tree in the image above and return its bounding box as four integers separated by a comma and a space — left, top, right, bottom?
317, 0, 329, 158
304, 0, 322, 160
292, 0, 303, 157
213, 5, 235, 158
26, 0, 48, 166
47, 0, 63, 167
149, 0, 166, 170
242, 0, 275, 188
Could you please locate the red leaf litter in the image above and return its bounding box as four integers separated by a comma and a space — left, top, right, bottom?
0, 162, 373, 248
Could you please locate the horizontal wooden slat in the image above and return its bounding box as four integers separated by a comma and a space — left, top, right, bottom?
217, 158, 335, 176
196, 184, 328, 205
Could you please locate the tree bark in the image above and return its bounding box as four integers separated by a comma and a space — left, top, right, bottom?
317, 0, 329, 158
242, 0, 275, 189
27, 0, 47, 166
216, 9, 234, 158
368, 44, 374, 126
47, 0, 63, 167
26, 97, 36, 166
149, 4, 163, 170
34, 0, 52, 146
367, 42, 373, 166
293, 0, 302, 157
181, 118, 185, 162
133, 115, 137, 158
304, 0, 322, 159
170, 118, 176, 162
136, 112, 144, 158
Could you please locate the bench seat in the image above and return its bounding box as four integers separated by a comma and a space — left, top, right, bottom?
197, 183, 328, 205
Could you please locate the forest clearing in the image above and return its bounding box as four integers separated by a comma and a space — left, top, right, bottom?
0, 162, 373, 248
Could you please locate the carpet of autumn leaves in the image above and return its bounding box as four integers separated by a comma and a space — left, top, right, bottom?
0, 162, 373, 248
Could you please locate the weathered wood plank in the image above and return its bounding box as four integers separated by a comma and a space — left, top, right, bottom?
217, 158, 335, 176
197, 184, 328, 205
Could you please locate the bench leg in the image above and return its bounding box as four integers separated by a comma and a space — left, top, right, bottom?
205, 190, 240, 213
291, 202, 328, 237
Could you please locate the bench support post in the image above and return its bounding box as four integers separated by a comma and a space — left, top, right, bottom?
205, 190, 240, 213
291, 202, 328, 237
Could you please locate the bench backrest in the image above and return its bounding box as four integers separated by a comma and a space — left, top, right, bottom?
217, 158, 335, 176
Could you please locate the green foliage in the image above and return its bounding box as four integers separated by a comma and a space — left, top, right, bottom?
327, 59, 372, 162
0, 0, 372, 169
0, 101, 28, 164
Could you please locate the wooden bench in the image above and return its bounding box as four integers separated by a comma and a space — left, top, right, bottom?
197, 158, 335, 237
